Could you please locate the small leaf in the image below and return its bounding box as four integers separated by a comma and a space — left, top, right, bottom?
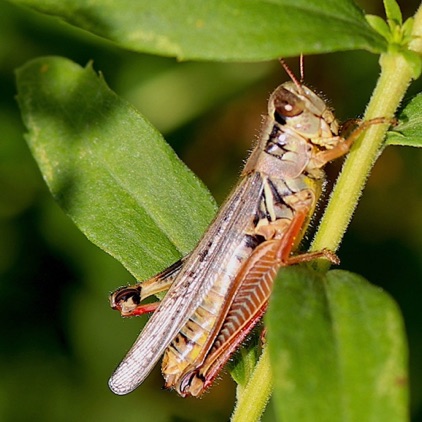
401, 50, 422, 80
386, 92, 422, 147
384, 0, 403, 26
366, 15, 392, 41
16, 56, 217, 280
266, 267, 408, 422
9, 0, 386, 60
401, 17, 414, 40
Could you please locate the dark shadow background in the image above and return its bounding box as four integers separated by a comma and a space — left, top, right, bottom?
1, 1, 421, 421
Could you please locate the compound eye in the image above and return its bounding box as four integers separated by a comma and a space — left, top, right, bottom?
273, 87, 305, 124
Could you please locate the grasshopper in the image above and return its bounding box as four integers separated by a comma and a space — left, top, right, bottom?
108, 61, 385, 397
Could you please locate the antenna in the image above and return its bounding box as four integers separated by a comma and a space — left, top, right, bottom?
279, 58, 304, 94
299, 54, 304, 82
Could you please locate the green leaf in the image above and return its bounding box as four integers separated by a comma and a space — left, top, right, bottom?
384, 0, 402, 26
365, 1, 416, 58
266, 267, 408, 422
401, 50, 422, 80
386, 92, 422, 147
10, 0, 386, 61
401, 16, 414, 40
15, 56, 217, 280
366, 15, 392, 41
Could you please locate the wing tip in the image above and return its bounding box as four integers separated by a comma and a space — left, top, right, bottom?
108, 375, 135, 396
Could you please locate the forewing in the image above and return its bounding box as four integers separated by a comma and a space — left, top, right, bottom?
109, 173, 264, 395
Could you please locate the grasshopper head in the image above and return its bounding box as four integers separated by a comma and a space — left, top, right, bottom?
268, 81, 339, 140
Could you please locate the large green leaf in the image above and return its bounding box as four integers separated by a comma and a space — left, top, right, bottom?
386, 92, 422, 147
10, 0, 386, 61
267, 267, 408, 422
16, 56, 217, 280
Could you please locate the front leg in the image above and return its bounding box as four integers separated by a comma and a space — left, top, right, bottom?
310, 117, 391, 169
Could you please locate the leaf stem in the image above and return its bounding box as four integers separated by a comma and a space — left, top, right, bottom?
230, 347, 273, 422
311, 53, 409, 268
311, 4, 422, 269
231, 5, 422, 420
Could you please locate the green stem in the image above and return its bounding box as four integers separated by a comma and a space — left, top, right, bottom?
231, 5, 422, 420
311, 52, 411, 270
230, 347, 273, 422
311, 5, 422, 269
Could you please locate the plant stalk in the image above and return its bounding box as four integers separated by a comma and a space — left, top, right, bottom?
230, 347, 273, 422
311, 5, 422, 268
231, 4, 422, 420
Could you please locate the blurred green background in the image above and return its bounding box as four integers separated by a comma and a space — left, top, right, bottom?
1, 1, 422, 421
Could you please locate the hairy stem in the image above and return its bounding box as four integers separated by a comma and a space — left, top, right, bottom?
311, 5, 422, 268
232, 5, 422, 420
230, 347, 273, 422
